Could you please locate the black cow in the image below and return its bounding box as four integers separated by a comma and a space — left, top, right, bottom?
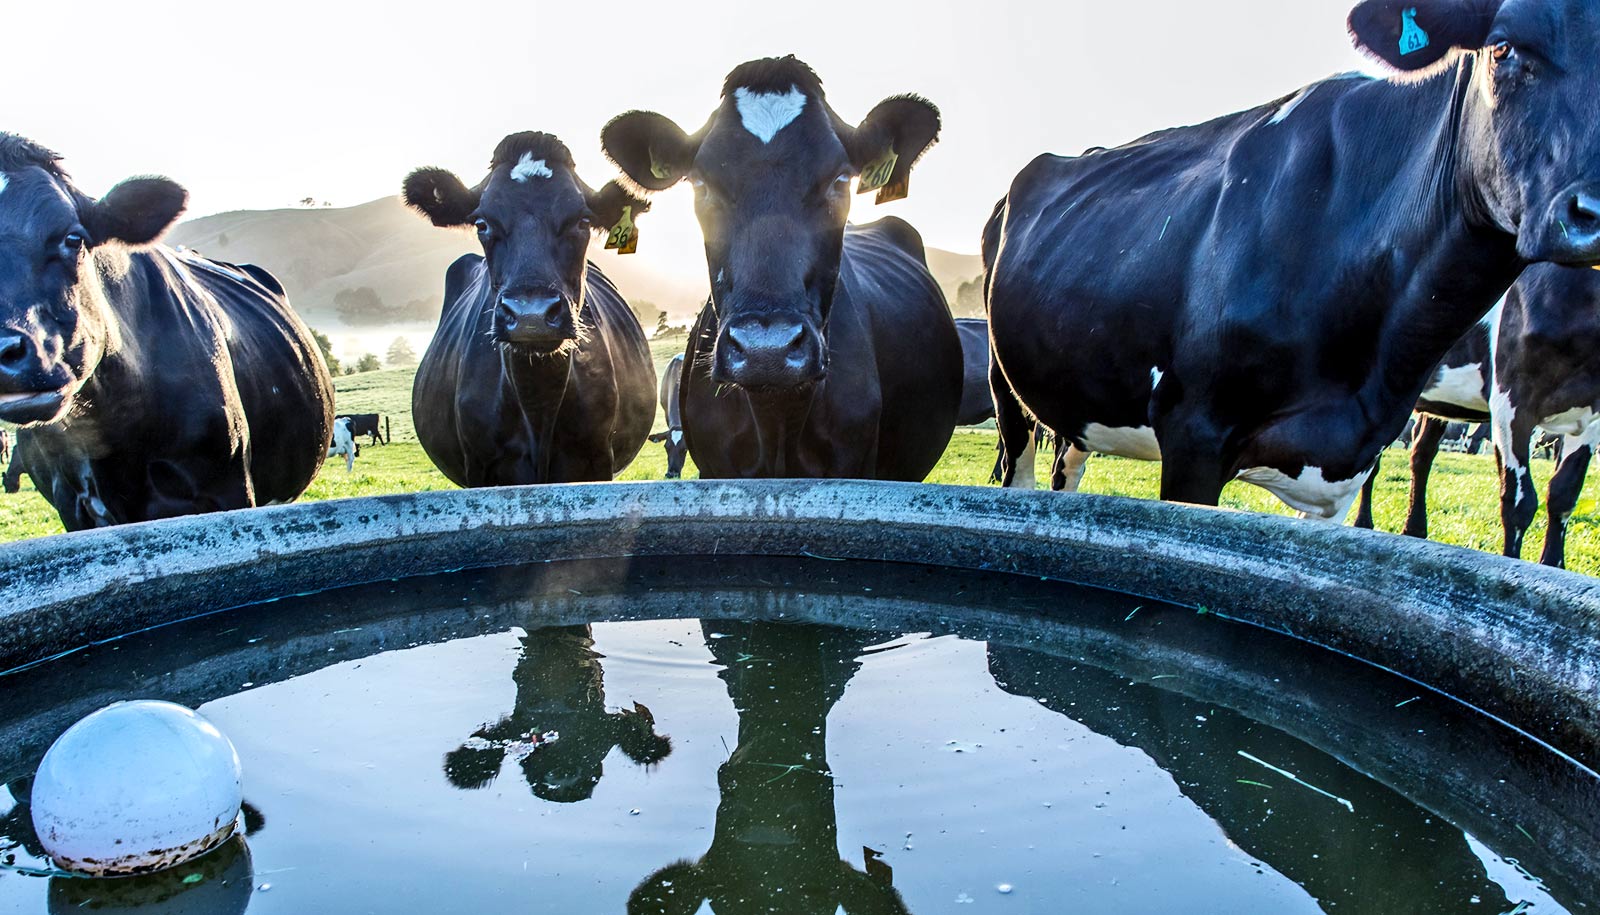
647, 352, 689, 479
335, 412, 387, 447
954, 318, 996, 426
985, 0, 1600, 520
0, 428, 8, 472
402, 133, 656, 487
0, 135, 333, 530
602, 57, 963, 480
1356, 264, 1600, 566
0, 427, 23, 493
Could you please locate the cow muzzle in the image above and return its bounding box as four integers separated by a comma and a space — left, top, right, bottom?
0, 326, 72, 425
494, 289, 576, 352
712, 314, 825, 391
1527, 183, 1600, 265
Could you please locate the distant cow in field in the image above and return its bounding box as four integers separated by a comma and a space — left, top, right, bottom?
403, 133, 656, 487
0, 429, 8, 472
0, 134, 334, 530
1, 428, 25, 493
647, 353, 689, 479
602, 56, 963, 479
336, 413, 387, 447
985, 0, 1600, 521
1356, 265, 1600, 567
328, 417, 357, 472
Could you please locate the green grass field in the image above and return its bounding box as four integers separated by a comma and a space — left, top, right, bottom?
6, 340, 1598, 576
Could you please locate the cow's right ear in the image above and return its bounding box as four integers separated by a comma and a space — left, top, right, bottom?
402, 167, 481, 227
1349, 0, 1503, 71
648, 432, 669, 443
86, 177, 188, 247
601, 111, 699, 192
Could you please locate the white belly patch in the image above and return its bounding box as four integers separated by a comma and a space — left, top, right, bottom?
1424, 362, 1489, 413
1080, 424, 1162, 462
1236, 465, 1369, 521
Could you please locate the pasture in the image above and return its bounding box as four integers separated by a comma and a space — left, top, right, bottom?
4, 338, 1597, 575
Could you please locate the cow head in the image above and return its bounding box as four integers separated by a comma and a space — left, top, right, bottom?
1351, 0, 1600, 264
648, 428, 689, 478
603, 57, 940, 393
403, 133, 648, 354
0, 135, 186, 425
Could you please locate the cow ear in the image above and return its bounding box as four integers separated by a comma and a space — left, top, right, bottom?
1349, 0, 1503, 71
846, 95, 941, 205
86, 177, 188, 247
402, 167, 481, 228
588, 180, 651, 233
602, 111, 699, 192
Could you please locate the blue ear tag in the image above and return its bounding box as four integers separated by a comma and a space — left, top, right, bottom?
1399, 7, 1430, 56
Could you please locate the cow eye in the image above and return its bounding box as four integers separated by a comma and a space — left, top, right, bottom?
474, 219, 491, 237
577, 215, 594, 233
62, 232, 86, 252
1492, 41, 1513, 62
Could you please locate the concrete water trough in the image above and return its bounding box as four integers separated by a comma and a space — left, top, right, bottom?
1, 481, 1597, 907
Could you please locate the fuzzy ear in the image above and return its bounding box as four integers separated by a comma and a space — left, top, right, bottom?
402, 167, 481, 227
648, 432, 669, 443
86, 177, 188, 247
588, 180, 651, 231
602, 111, 699, 192
1349, 0, 1503, 70
846, 95, 941, 205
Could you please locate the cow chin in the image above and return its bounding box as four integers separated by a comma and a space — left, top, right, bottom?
0, 386, 73, 426
496, 332, 577, 357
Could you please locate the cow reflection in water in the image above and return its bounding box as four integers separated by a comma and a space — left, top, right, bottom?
630, 622, 909, 915
444, 625, 673, 803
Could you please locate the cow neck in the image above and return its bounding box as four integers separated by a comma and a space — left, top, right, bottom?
1343, 56, 1524, 415
500, 344, 572, 481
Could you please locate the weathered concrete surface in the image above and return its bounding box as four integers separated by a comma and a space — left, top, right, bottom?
2, 481, 1598, 769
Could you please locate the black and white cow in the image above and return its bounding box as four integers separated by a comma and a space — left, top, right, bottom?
602, 57, 963, 480
0, 428, 8, 472
402, 133, 656, 487
328, 416, 357, 473
1355, 264, 1600, 566
985, 0, 1600, 519
0, 135, 334, 530
647, 352, 689, 479
336, 412, 387, 447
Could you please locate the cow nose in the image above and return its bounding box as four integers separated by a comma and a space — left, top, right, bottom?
0, 329, 27, 376
1567, 190, 1600, 238
715, 315, 825, 389
1536, 185, 1600, 264
495, 292, 573, 347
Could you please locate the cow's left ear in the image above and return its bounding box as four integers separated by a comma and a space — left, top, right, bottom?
85, 177, 188, 247
403, 167, 481, 228
588, 180, 651, 233
1349, 0, 1504, 71
602, 111, 702, 193
845, 95, 941, 205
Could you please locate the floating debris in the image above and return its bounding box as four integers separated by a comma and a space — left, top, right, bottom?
1395, 696, 1421, 708
1237, 751, 1354, 813
997, 883, 1015, 894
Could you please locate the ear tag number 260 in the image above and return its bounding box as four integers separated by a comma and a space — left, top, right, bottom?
606, 206, 639, 255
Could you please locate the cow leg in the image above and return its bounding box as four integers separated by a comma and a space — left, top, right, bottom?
1539, 421, 1600, 568
991, 358, 1036, 489
1352, 453, 1380, 529
1493, 409, 1539, 560
1401, 414, 1448, 539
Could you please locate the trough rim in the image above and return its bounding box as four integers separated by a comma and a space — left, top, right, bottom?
2, 479, 1598, 770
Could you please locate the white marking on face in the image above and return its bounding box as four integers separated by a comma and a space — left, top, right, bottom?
669, 430, 684, 447
1080, 424, 1162, 462
1423, 362, 1489, 412
510, 154, 554, 183
1236, 464, 1370, 521
1006, 436, 1038, 490
734, 86, 808, 144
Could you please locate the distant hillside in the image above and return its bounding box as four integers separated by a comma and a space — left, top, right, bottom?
167, 196, 986, 329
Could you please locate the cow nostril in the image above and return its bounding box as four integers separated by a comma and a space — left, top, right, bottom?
1568, 193, 1600, 231
0, 333, 27, 370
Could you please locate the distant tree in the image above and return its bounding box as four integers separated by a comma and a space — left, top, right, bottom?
628, 299, 664, 333
344, 365, 356, 376
386, 337, 418, 367
654, 312, 670, 338
299, 197, 317, 208
309, 327, 341, 376
355, 353, 382, 373
334, 287, 389, 326
953, 276, 985, 318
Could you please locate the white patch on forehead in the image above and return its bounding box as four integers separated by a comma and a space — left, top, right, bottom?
734, 86, 808, 144
510, 153, 554, 183
669, 430, 684, 446
1080, 424, 1162, 462
1236, 464, 1369, 521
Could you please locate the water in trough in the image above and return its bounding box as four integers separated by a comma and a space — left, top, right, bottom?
0, 556, 1591, 913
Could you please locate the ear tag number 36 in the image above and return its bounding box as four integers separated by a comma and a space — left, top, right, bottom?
607, 206, 639, 255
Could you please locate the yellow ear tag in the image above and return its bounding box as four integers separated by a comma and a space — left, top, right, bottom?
857, 148, 899, 195
606, 206, 639, 255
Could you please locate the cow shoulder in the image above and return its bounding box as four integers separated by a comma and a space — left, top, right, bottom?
444, 253, 485, 311
846, 216, 927, 266
235, 263, 287, 298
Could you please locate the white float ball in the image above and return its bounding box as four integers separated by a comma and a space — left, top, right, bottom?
31, 701, 243, 877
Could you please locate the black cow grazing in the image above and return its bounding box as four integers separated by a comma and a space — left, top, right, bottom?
402, 133, 656, 487
985, 0, 1600, 520
954, 318, 996, 426
0, 135, 333, 530
1355, 265, 1600, 567
2, 428, 30, 494
602, 57, 963, 480
647, 352, 689, 479
336, 412, 388, 446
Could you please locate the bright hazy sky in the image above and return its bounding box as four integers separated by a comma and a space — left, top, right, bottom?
0, 0, 1379, 282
